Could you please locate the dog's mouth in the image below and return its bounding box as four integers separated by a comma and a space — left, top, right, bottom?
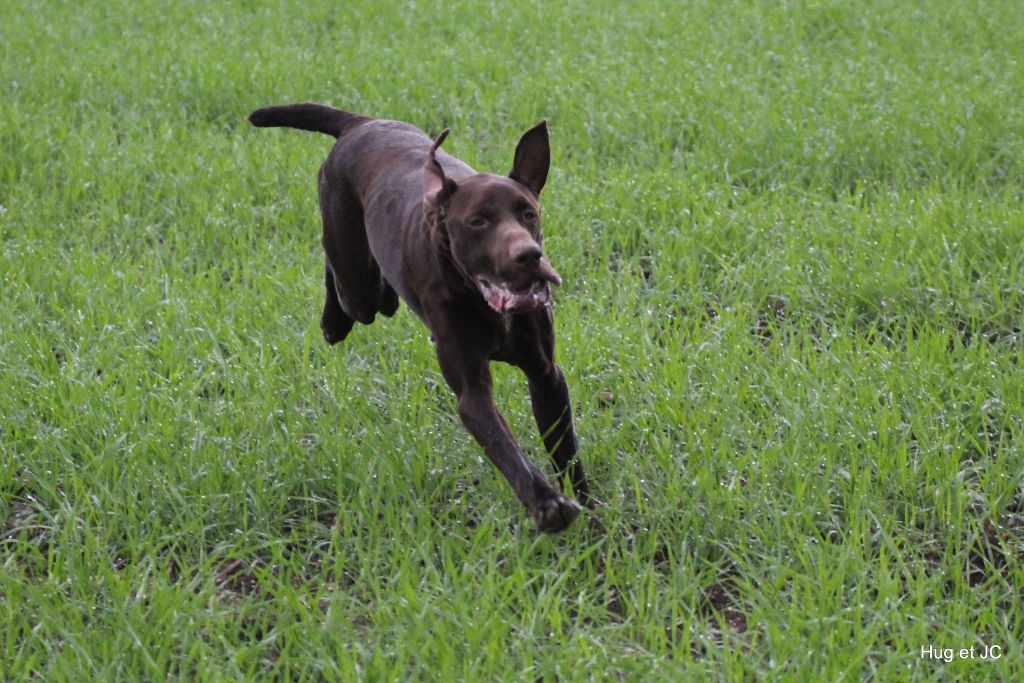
476, 277, 552, 313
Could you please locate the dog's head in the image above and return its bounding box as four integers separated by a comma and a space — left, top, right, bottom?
423, 123, 561, 313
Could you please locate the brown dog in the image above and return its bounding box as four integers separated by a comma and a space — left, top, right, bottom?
249, 104, 590, 531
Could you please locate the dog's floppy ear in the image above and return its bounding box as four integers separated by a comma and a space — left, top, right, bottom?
509, 120, 550, 196
424, 128, 456, 223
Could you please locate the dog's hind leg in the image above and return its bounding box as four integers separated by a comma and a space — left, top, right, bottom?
318, 167, 386, 336
378, 281, 399, 317
321, 262, 354, 344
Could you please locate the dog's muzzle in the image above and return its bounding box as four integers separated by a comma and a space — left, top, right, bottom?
475, 257, 562, 313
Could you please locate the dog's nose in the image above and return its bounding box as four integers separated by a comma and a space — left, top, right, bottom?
509, 239, 542, 266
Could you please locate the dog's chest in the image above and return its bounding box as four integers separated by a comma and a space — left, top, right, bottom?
428, 309, 513, 350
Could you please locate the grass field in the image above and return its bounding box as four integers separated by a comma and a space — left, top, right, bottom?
3, 0, 1023, 679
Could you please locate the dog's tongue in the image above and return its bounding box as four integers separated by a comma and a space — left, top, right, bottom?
485, 288, 507, 312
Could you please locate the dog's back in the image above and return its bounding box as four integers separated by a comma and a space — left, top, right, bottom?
250, 104, 475, 322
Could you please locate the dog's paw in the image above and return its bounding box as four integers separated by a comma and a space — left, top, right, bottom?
320, 313, 354, 345
322, 327, 349, 345
532, 495, 582, 533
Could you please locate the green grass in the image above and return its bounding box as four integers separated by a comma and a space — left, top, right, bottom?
2, 0, 1023, 679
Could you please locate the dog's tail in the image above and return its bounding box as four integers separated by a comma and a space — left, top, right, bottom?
248, 103, 370, 138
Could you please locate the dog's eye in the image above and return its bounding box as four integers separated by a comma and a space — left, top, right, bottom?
468, 216, 489, 228
522, 209, 538, 222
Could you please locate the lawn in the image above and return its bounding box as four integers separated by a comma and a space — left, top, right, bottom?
2, 0, 1022, 680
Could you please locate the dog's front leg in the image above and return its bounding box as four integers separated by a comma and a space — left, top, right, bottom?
435, 341, 581, 532
506, 311, 592, 506
524, 364, 592, 507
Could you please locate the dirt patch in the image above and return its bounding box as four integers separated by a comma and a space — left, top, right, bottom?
966, 515, 1023, 588
2, 493, 52, 578
954, 318, 1021, 350
2, 496, 39, 542
667, 571, 750, 658
755, 296, 788, 348
701, 579, 749, 636
214, 558, 260, 596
